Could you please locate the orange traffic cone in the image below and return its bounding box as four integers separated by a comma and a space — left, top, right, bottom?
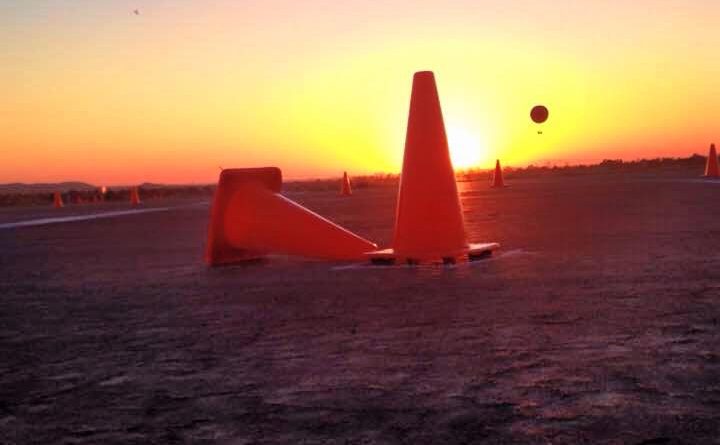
206, 167, 377, 266
366, 71, 498, 264
130, 186, 141, 205
491, 159, 506, 187
53, 192, 64, 208
704, 143, 719, 178
340, 171, 352, 196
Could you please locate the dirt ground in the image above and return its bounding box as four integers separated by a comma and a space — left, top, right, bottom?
1, 175, 719, 444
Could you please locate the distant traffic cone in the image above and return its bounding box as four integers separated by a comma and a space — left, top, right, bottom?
492, 159, 506, 187
53, 192, 64, 208
340, 171, 352, 196
130, 186, 141, 205
366, 71, 498, 264
206, 167, 377, 266
704, 143, 719, 178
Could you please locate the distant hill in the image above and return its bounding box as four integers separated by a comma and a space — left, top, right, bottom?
0, 182, 97, 195
0, 154, 711, 207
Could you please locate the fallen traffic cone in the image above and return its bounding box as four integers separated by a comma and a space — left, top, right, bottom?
366, 71, 498, 264
207, 167, 282, 265
206, 167, 377, 266
340, 171, 352, 196
53, 192, 64, 208
130, 186, 141, 205
704, 143, 719, 178
491, 159, 506, 187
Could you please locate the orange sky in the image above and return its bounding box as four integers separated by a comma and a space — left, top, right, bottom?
2, 0, 719, 184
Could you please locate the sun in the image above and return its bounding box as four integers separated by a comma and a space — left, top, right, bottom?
446, 125, 487, 170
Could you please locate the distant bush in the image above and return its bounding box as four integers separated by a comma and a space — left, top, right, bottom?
0, 155, 709, 207
457, 154, 706, 181
284, 173, 399, 192
0, 185, 216, 208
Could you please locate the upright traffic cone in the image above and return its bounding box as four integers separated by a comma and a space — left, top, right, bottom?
130, 186, 141, 205
340, 171, 352, 196
206, 167, 377, 266
704, 143, 719, 178
366, 71, 498, 264
53, 192, 64, 208
492, 159, 506, 187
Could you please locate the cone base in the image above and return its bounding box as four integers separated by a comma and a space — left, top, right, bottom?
206, 167, 283, 266
366, 242, 499, 265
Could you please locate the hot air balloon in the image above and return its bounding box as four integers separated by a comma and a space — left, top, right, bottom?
530, 105, 549, 134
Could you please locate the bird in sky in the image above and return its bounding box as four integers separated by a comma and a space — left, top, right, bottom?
133, 9, 140, 15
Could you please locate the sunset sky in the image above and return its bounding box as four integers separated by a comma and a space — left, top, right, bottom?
2, 0, 719, 184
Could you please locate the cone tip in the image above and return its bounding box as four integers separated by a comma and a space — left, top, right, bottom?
413, 71, 435, 80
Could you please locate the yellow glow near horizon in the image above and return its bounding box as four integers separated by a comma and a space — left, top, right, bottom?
446, 124, 488, 170
1, 1, 719, 184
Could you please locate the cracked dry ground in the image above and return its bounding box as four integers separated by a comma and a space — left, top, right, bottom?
1, 175, 719, 444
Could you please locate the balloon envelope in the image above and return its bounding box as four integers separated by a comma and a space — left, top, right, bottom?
530, 105, 549, 124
